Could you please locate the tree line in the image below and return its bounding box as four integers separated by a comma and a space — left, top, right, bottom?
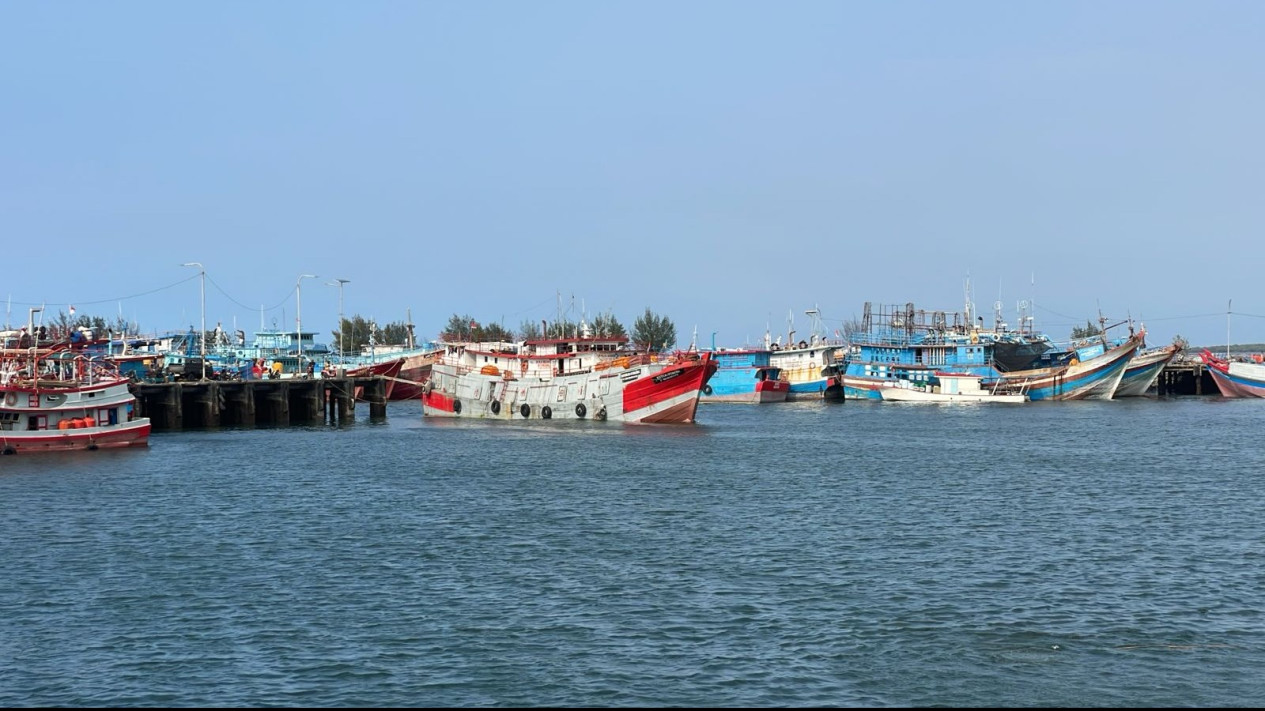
10, 306, 680, 354
437, 308, 678, 352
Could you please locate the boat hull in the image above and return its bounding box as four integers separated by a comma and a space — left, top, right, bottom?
699, 351, 789, 404
700, 381, 790, 404
388, 352, 436, 400
878, 387, 1027, 403
1, 419, 151, 454
338, 358, 405, 401
1, 366, 151, 455
769, 341, 844, 401
985, 335, 1140, 401
422, 353, 717, 423
1201, 350, 1265, 398
1114, 345, 1180, 398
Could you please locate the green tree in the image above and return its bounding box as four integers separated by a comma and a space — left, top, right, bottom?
47, 309, 124, 342
591, 310, 626, 338
332, 315, 374, 355
439, 313, 513, 342
632, 308, 676, 352
330, 315, 413, 355
1070, 320, 1102, 339
518, 319, 541, 340
478, 322, 514, 342
377, 321, 411, 345
442, 313, 478, 340
543, 319, 579, 339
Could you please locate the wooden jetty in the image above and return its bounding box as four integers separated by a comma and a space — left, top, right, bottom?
130, 376, 390, 430
1155, 357, 1214, 396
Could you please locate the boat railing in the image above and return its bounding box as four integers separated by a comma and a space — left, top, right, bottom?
1, 349, 125, 390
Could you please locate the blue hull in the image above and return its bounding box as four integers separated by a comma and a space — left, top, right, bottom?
699, 350, 787, 403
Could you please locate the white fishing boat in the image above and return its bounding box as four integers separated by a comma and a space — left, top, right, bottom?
877, 372, 1028, 404
1, 341, 151, 454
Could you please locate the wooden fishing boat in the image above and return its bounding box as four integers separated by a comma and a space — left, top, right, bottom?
1, 345, 150, 454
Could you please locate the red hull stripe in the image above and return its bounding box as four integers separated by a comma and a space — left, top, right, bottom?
622, 358, 716, 418
421, 391, 457, 413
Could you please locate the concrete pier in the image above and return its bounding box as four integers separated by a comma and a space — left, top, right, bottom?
131, 376, 390, 430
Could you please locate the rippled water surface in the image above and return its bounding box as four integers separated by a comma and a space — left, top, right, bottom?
2, 397, 1263, 706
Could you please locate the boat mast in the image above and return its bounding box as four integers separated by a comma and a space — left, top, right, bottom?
963, 276, 974, 332
1029, 272, 1037, 337
805, 306, 822, 345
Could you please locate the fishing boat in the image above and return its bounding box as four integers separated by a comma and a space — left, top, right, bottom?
1114, 340, 1183, 398
328, 345, 441, 400
699, 348, 789, 404
839, 300, 1035, 399
1199, 350, 1265, 398
0, 343, 151, 454
840, 301, 1141, 401
386, 348, 440, 400
422, 327, 718, 423
324, 356, 406, 400
877, 372, 1028, 403
981, 333, 1141, 400
767, 307, 846, 401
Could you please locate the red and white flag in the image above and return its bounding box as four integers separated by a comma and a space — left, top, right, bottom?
69, 305, 76, 316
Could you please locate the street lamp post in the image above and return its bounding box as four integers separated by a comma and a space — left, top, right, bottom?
296, 274, 318, 377
181, 262, 206, 380
327, 278, 350, 360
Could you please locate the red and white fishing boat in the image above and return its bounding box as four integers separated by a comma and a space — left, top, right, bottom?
422, 332, 718, 423
1, 344, 151, 454
1199, 350, 1265, 398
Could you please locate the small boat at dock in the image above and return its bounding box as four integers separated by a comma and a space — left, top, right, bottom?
1, 344, 151, 454
877, 372, 1028, 403
1200, 350, 1265, 398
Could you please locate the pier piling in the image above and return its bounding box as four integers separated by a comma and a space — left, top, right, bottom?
131, 376, 390, 430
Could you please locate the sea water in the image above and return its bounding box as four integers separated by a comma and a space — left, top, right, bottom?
2, 397, 1263, 706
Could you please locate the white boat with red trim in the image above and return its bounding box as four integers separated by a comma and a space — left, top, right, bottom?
1, 345, 151, 455
1199, 349, 1265, 398
422, 334, 718, 424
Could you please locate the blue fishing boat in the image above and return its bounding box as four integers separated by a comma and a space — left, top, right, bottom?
839, 301, 1141, 401
699, 347, 789, 404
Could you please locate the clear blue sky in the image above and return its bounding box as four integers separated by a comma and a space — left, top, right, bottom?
4, 2, 1263, 349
